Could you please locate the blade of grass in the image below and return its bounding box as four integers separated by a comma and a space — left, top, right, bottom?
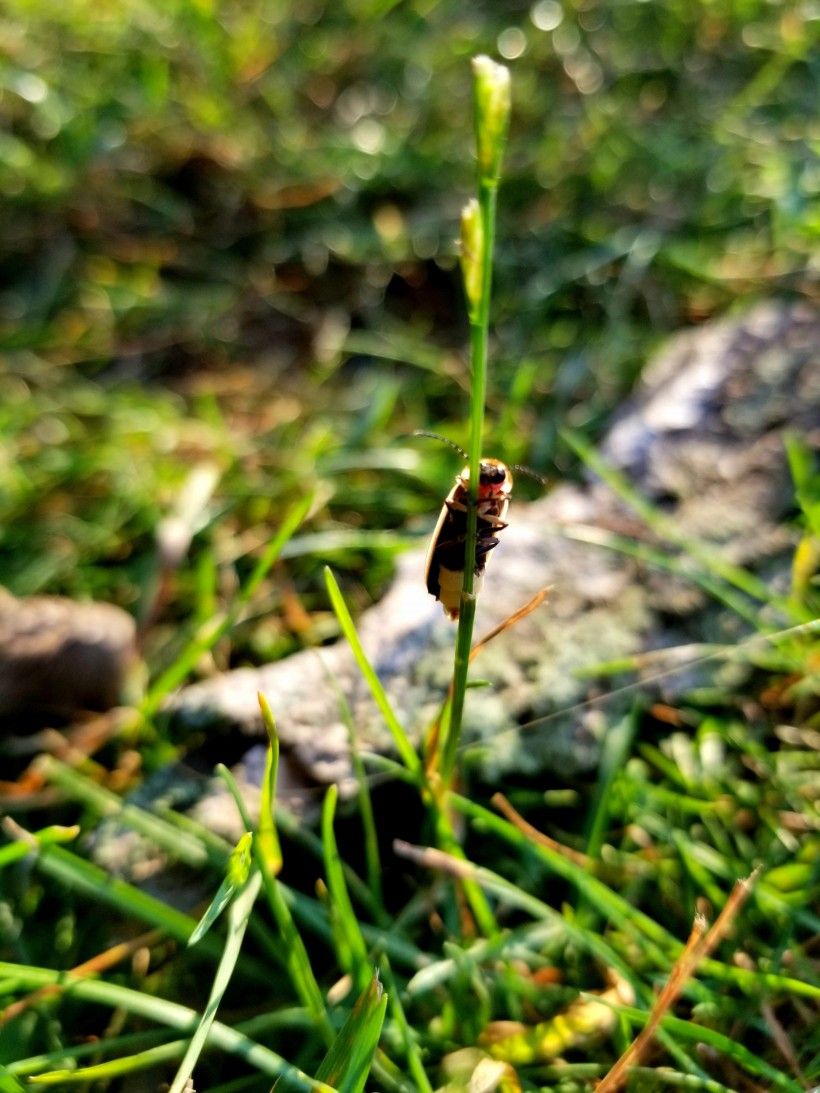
35, 755, 218, 870
324, 566, 420, 775
0, 823, 78, 869
379, 958, 434, 1093
142, 492, 313, 718
9, 1028, 174, 1077
216, 761, 256, 833
322, 784, 370, 995
0, 964, 324, 1090
256, 693, 283, 875
321, 657, 384, 914
169, 867, 263, 1093
314, 974, 387, 1093
187, 833, 253, 947
218, 704, 332, 1043
10, 1012, 311, 1083
562, 428, 801, 621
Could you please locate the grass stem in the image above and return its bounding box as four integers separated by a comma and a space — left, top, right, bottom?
442, 61, 508, 788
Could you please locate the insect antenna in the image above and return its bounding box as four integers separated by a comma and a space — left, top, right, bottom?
510, 463, 550, 488
412, 430, 469, 459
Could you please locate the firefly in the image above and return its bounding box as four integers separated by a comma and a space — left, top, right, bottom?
417, 434, 515, 620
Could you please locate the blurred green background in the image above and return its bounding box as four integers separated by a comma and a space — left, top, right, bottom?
1, 0, 817, 668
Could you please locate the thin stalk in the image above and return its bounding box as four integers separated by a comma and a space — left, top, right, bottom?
443, 170, 501, 788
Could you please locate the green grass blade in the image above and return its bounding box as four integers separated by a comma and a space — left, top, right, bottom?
257, 693, 283, 874
0, 1065, 25, 1092
379, 958, 434, 1093
216, 761, 256, 832
35, 755, 217, 869
323, 566, 420, 775
252, 891, 332, 1046
585, 710, 637, 861
0, 963, 321, 1089
9, 1029, 174, 1077
188, 833, 253, 947
562, 427, 797, 619
10, 1013, 311, 1083
321, 659, 384, 914
143, 492, 313, 717
215, 702, 332, 1041
314, 974, 387, 1093
0, 824, 78, 869
444, 60, 510, 787
168, 870, 263, 1093
322, 785, 370, 993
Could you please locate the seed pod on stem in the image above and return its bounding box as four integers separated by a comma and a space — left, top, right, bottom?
472, 55, 511, 184
460, 197, 484, 322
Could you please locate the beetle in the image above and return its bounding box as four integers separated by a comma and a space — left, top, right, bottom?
418, 434, 514, 620
425, 458, 513, 620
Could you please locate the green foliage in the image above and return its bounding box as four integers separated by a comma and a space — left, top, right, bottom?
2, 0, 817, 438
0, 8, 817, 1092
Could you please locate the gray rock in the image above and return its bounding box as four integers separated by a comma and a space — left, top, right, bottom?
0, 589, 138, 722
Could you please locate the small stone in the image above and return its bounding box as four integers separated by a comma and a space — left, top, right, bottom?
0, 590, 138, 722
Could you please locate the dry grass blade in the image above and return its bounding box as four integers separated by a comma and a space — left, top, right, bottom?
0, 928, 162, 1028
469, 586, 552, 662
393, 839, 476, 881
492, 792, 593, 869
0, 709, 134, 802
596, 870, 759, 1092
761, 1000, 806, 1084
